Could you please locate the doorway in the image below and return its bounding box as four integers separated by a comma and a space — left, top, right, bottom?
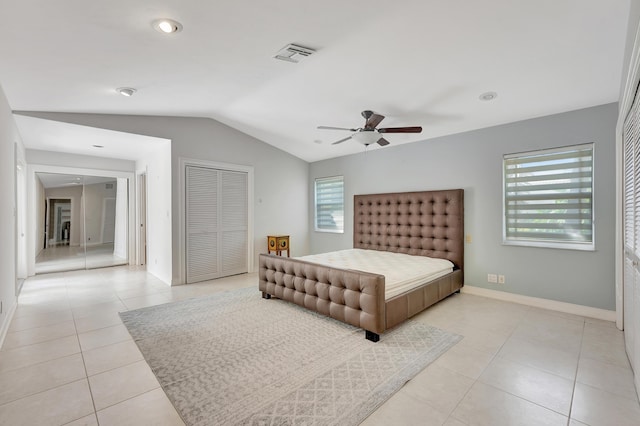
15, 147, 27, 294
48, 198, 71, 247
34, 172, 129, 274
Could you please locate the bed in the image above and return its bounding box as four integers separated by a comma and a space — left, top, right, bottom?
259, 189, 464, 342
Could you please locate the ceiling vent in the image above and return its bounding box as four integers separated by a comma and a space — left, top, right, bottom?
274, 44, 315, 63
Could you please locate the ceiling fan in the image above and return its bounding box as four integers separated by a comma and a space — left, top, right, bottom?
318, 110, 422, 146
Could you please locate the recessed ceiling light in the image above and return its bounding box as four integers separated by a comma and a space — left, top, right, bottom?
152, 18, 183, 34
479, 91, 498, 101
116, 87, 136, 97
92, 145, 104, 148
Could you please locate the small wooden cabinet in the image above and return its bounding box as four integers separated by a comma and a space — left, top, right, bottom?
267, 235, 290, 257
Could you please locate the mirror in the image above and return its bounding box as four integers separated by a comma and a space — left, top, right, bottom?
34, 172, 128, 274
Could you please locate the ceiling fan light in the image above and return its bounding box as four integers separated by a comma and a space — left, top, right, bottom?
352, 131, 380, 146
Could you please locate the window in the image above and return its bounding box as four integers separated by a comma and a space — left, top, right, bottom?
503, 144, 594, 250
315, 176, 344, 233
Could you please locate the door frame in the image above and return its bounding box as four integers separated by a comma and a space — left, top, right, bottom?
137, 172, 147, 266
48, 197, 72, 246
14, 143, 27, 289
178, 157, 254, 285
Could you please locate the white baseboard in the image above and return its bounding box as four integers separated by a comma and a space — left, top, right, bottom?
461, 285, 616, 322
0, 298, 17, 350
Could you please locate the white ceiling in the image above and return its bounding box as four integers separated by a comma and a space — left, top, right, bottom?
0, 1, 630, 162
14, 114, 169, 161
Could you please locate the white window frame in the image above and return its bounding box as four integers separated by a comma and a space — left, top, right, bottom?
314, 175, 344, 233
503, 143, 595, 251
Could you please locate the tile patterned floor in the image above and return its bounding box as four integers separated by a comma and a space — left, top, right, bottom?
0, 266, 638, 425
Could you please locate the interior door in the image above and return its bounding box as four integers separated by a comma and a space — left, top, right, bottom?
185, 166, 248, 284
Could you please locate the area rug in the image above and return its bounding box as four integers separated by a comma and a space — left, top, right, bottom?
119, 287, 461, 426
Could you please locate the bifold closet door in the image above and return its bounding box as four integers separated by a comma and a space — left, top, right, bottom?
186, 166, 248, 284
623, 90, 640, 392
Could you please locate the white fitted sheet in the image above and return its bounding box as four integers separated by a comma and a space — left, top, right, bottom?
296, 249, 454, 300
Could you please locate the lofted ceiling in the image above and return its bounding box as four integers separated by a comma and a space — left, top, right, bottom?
0, 0, 630, 162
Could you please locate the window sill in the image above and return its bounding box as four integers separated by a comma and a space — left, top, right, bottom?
502, 240, 595, 251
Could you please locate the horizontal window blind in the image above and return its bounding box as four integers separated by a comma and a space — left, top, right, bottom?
503, 144, 594, 247
315, 176, 344, 233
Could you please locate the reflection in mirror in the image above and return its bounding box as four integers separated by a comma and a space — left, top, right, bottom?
34, 173, 128, 274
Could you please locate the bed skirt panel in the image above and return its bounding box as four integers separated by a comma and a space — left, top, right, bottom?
385, 269, 463, 330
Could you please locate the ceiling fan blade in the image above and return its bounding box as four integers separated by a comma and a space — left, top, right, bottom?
364, 112, 385, 129
377, 126, 422, 134
331, 136, 353, 145
377, 137, 390, 146
318, 126, 358, 132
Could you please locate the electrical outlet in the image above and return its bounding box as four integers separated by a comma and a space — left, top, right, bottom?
487, 274, 498, 283
498, 275, 505, 284
465, 234, 472, 243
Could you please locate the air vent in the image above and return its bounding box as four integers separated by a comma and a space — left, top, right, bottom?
274, 44, 315, 63
106, 183, 114, 189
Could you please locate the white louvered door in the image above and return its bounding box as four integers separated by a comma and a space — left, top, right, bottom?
623, 89, 640, 388
186, 166, 248, 284
221, 171, 248, 276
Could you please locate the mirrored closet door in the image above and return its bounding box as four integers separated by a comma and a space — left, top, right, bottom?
34, 172, 128, 274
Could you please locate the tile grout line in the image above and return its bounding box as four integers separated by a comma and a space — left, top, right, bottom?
440, 302, 530, 424
566, 319, 586, 424
1, 325, 77, 352
0, 356, 84, 407
447, 305, 585, 421
71, 291, 101, 426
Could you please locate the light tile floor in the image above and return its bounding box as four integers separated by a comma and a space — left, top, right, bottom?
0, 266, 638, 425
35, 244, 127, 274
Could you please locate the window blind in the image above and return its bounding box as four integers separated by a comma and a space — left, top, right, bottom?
503, 144, 594, 248
315, 176, 344, 233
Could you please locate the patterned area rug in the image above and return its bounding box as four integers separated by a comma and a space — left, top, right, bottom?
119, 287, 461, 426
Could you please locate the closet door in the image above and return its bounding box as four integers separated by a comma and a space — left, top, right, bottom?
221, 170, 248, 276
623, 91, 640, 385
185, 166, 248, 283
623, 107, 636, 366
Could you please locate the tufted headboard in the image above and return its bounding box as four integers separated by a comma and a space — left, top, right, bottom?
353, 189, 464, 273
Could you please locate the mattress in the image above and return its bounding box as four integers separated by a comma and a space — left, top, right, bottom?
296, 249, 454, 299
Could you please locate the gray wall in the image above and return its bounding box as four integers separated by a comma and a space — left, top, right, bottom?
17, 112, 311, 284
310, 103, 617, 310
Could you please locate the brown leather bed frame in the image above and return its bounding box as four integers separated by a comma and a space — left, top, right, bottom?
259, 189, 464, 342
